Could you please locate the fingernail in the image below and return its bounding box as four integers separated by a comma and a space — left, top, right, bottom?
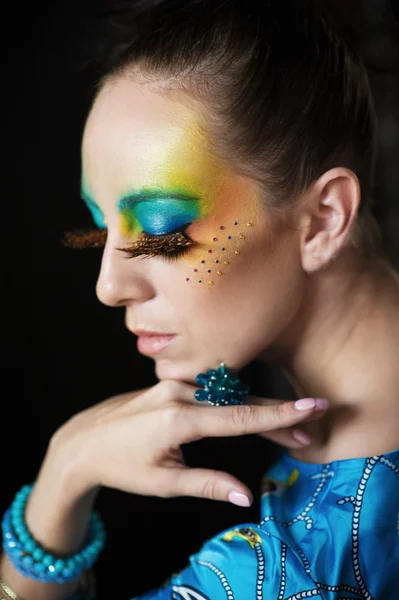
228, 490, 252, 507
315, 398, 330, 410
295, 397, 316, 410
292, 429, 312, 445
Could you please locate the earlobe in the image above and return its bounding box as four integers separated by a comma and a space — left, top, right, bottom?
300, 168, 361, 274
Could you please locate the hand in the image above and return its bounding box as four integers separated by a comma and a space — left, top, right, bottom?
50, 382, 328, 506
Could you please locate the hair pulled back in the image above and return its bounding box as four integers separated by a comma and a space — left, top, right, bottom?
81, 0, 390, 257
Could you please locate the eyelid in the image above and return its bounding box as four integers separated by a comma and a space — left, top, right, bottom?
118, 190, 200, 210
122, 198, 200, 237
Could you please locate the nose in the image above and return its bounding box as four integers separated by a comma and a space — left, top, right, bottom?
95, 231, 154, 307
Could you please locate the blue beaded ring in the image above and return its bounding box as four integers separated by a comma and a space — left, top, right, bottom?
1, 483, 106, 584
194, 362, 250, 406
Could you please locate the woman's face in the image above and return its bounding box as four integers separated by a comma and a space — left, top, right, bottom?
81, 75, 304, 383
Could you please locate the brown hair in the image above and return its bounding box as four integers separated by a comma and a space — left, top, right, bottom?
81, 0, 387, 258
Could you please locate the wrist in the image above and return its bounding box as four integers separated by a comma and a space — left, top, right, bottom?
47, 432, 101, 505
25, 445, 100, 555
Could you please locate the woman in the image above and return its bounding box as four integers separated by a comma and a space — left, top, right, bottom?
1, 1, 398, 598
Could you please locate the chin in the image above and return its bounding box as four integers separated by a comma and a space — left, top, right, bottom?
154, 359, 199, 385
153, 353, 252, 385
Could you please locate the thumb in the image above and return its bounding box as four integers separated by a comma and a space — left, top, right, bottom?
170, 467, 253, 507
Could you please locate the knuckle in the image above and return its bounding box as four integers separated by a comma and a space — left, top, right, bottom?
269, 402, 290, 425
230, 404, 257, 433
200, 477, 221, 500
159, 403, 183, 427
157, 379, 181, 402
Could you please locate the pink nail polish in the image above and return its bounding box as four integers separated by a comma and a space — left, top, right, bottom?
228, 490, 251, 507
292, 429, 312, 445
315, 398, 330, 410
295, 398, 316, 410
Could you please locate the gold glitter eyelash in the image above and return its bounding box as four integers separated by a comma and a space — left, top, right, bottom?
116, 231, 195, 260
61, 229, 107, 249
61, 228, 196, 260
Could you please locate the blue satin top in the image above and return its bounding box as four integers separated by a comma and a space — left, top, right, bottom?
134, 446, 399, 599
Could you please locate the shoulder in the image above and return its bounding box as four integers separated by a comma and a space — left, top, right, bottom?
137, 522, 316, 599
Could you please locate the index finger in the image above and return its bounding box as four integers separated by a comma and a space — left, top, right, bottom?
184, 397, 327, 441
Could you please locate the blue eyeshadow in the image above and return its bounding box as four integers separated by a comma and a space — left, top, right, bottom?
84, 200, 106, 229
120, 197, 200, 236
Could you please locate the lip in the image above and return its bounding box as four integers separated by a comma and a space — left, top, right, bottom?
136, 334, 177, 355
132, 329, 175, 336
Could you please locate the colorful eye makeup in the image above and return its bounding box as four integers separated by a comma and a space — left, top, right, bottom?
84, 200, 106, 230
74, 113, 265, 283
118, 191, 201, 237
116, 230, 195, 260
62, 189, 200, 260
114, 190, 201, 259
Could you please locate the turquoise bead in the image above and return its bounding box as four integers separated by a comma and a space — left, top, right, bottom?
19, 531, 30, 544
54, 559, 65, 571
13, 520, 24, 532
6, 541, 17, 550
66, 557, 76, 569
14, 525, 25, 537
43, 554, 54, 567
4, 482, 107, 584
24, 540, 36, 553
12, 514, 23, 525
22, 555, 34, 567
33, 547, 44, 560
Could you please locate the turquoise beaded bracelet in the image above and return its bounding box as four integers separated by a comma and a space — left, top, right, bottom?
1, 483, 106, 584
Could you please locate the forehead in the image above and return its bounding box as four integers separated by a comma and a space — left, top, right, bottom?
81, 76, 228, 203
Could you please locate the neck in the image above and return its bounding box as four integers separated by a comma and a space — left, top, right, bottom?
261, 249, 399, 464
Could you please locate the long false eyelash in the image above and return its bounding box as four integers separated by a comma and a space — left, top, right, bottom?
61, 229, 107, 249
116, 230, 196, 261
61, 228, 196, 260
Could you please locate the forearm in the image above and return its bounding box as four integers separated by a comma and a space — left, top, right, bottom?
0, 443, 100, 600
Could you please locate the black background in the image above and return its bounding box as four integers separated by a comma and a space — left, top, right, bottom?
2, 1, 398, 598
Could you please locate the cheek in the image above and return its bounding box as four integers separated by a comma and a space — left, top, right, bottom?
163, 223, 302, 344
179, 220, 258, 287
179, 178, 267, 287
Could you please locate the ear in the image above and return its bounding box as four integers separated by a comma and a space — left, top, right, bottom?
299, 167, 361, 273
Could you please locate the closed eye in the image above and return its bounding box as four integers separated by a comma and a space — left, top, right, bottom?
116, 227, 196, 261
61, 226, 197, 261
